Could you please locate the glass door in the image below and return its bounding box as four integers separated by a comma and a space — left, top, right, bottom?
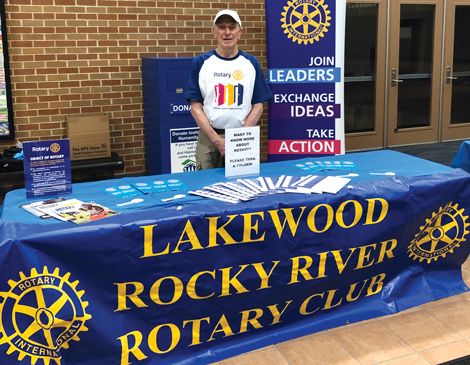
344, 0, 387, 151
441, 0, 470, 140
387, 0, 443, 146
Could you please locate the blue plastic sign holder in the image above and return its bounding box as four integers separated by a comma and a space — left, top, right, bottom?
23, 139, 72, 199
142, 57, 198, 175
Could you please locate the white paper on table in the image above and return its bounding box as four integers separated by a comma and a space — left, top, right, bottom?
290, 175, 313, 187
274, 175, 286, 188
284, 187, 323, 194
264, 176, 290, 193
257, 177, 269, 192
189, 190, 239, 204
217, 182, 259, 198
203, 185, 254, 201
280, 175, 293, 188
311, 176, 351, 194
296, 175, 321, 189
237, 179, 262, 194
264, 177, 277, 190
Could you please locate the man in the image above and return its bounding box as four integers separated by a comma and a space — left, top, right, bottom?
184, 9, 273, 170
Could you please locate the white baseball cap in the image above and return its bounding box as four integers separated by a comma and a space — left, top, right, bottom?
213, 10, 242, 28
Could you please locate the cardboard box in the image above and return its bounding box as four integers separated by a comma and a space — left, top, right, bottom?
66, 112, 109, 135
66, 113, 111, 161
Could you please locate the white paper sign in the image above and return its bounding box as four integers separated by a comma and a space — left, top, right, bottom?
225, 126, 260, 178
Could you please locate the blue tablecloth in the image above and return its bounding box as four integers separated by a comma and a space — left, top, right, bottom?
0, 150, 455, 225
0, 150, 469, 365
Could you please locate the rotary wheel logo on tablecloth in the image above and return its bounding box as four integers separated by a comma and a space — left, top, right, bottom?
281, 0, 331, 45
408, 202, 469, 263
0, 267, 91, 365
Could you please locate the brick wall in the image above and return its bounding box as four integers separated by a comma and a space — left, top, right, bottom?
0, 0, 269, 186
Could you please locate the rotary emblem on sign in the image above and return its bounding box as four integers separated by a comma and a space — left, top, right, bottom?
281, 0, 331, 45
0, 268, 91, 364
408, 202, 469, 263
50, 143, 60, 153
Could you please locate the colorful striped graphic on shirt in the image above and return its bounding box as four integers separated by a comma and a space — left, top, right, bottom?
214, 83, 244, 106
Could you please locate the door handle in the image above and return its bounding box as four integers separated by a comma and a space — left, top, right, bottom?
446, 66, 457, 84
391, 68, 403, 87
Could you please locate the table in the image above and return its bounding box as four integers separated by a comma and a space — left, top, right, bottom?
0, 150, 469, 365
451, 140, 470, 172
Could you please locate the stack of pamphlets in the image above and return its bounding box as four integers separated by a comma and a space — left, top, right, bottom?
293, 160, 359, 172
101, 179, 188, 198
189, 175, 351, 204
21, 198, 118, 224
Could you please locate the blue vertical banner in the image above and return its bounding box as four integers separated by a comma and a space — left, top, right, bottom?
265, 0, 346, 162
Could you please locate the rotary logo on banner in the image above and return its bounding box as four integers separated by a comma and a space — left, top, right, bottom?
281, 0, 331, 44
265, 0, 346, 162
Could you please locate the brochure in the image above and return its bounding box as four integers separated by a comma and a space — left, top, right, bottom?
27, 197, 70, 221
189, 189, 239, 204
35, 199, 118, 224
21, 197, 66, 220
101, 185, 144, 199
293, 160, 358, 172
132, 182, 153, 194
151, 180, 171, 193
167, 179, 188, 190
203, 185, 254, 201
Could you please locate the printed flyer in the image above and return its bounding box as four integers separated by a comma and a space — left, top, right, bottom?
169, 127, 198, 173
30, 198, 119, 224
23, 140, 72, 199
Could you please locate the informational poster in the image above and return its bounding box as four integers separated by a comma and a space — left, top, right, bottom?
265, 0, 346, 162
23, 140, 72, 199
169, 127, 198, 173
225, 126, 260, 178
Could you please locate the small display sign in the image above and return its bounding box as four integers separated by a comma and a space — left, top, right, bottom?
170, 127, 198, 173
225, 126, 260, 178
23, 139, 72, 199
169, 102, 191, 114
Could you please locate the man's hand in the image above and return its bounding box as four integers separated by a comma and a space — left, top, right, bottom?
212, 135, 225, 156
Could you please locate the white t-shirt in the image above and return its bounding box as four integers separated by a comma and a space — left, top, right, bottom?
184, 49, 272, 129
